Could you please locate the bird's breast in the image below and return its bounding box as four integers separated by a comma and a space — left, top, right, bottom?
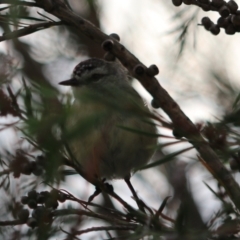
67, 94, 157, 180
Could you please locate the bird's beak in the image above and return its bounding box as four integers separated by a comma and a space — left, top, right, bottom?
59, 78, 79, 86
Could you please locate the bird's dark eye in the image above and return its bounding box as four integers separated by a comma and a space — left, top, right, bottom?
90, 73, 105, 82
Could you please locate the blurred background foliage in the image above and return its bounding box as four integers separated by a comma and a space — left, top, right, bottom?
0, 0, 240, 239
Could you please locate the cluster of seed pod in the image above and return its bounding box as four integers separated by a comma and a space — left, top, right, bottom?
9, 151, 44, 178
0, 90, 18, 116
102, 33, 121, 61
172, 0, 240, 35
20, 189, 67, 228
202, 124, 227, 150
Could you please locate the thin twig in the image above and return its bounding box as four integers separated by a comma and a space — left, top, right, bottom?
124, 177, 146, 213
60, 189, 127, 219
0, 219, 24, 226
104, 189, 148, 225
150, 196, 172, 227
37, 11, 55, 22
75, 225, 136, 236
0, 21, 63, 42
7, 86, 26, 120
53, 209, 138, 226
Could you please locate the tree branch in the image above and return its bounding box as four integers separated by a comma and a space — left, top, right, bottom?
34, 0, 240, 209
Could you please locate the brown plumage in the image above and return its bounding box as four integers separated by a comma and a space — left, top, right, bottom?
60, 58, 157, 180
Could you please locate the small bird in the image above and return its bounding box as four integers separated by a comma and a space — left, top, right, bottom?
59, 58, 157, 182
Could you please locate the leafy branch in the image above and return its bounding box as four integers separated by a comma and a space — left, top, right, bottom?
26, 0, 240, 209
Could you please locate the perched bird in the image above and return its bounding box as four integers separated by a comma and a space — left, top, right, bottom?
59, 58, 157, 182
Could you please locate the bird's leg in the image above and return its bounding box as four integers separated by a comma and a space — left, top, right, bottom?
88, 178, 115, 203
87, 177, 105, 203
87, 186, 101, 203
124, 175, 146, 213
103, 182, 114, 193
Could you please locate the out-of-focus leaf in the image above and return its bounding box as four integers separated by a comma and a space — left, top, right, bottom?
59, 169, 78, 176
137, 146, 193, 171
0, 6, 10, 12
204, 182, 223, 200
117, 125, 160, 138
203, 182, 235, 215
232, 92, 240, 110
22, 76, 32, 117
1, 15, 45, 22
167, 8, 199, 58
